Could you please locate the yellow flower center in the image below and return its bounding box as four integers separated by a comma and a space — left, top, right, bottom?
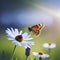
15, 35, 23, 42
39, 51, 44, 55
48, 42, 51, 45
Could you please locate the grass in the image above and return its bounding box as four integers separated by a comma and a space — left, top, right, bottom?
0, 26, 60, 60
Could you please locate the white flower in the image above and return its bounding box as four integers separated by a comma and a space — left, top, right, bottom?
43, 43, 56, 49
32, 51, 49, 58
6, 28, 34, 48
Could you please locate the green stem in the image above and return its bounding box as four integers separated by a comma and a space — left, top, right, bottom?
26, 55, 32, 60
29, 55, 32, 60
11, 45, 17, 60
48, 49, 51, 60
49, 49, 51, 55
39, 57, 42, 60
34, 57, 36, 60
26, 56, 28, 60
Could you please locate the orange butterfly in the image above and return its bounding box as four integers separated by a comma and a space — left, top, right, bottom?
28, 24, 45, 36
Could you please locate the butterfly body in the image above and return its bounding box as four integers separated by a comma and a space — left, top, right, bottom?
28, 24, 45, 36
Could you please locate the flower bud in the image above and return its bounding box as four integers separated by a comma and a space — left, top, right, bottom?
25, 47, 31, 57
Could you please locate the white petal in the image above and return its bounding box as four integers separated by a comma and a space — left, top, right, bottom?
12, 40, 21, 46
7, 38, 14, 40
11, 28, 17, 36
25, 35, 31, 39
6, 28, 15, 38
22, 32, 28, 38
35, 54, 49, 58
50, 43, 56, 48
22, 33, 33, 40
15, 28, 19, 35
7, 28, 12, 33
20, 41, 29, 48
26, 41, 34, 46
25, 45, 31, 48
43, 43, 49, 48
20, 41, 27, 46
24, 45, 29, 48
24, 38, 33, 40
32, 52, 38, 56
45, 54, 49, 58
7, 35, 15, 39
19, 30, 22, 35
27, 35, 31, 38
37, 54, 40, 57
41, 54, 49, 58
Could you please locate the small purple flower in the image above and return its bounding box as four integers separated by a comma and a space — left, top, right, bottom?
25, 47, 31, 57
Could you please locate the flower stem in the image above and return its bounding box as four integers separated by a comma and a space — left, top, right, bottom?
26, 56, 28, 60
48, 49, 51, 60
29, 55, 32, 60
34, 57, 36, 60
1, 50, 6, 60
49, 49, 51, 55
39, 57, 42, 60
11, 45, 17, 60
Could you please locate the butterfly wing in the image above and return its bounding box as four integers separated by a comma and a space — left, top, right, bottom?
32, 30, 40, 36
32, 25, 40, 35
32, 25, 39, 30
39, 24, 45, 31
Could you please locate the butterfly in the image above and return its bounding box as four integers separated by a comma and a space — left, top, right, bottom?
28, 24, 45, 36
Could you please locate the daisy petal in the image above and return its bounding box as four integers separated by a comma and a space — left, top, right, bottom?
42, 54, 49, 58
32, 52, 38, 56
43, 43, 49, 48
24, 38, 33, 40
24, 45, 29, 48
7, 38, 14, 40
20, 41, 27, 46
20, 30, 22, 35
50, 43, 56, 48
22, 32, 28, 38
15, 28, 19, 35
26, 35, 31, 38
12, 41, 21, 46
11, 28, 16, 36
26, 41, 34, 46
6, 29, 15, 38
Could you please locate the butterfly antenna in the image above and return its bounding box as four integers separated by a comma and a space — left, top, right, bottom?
28, 27, 32, 32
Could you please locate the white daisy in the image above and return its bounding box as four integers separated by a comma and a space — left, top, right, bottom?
32, 51, 49, 58
43, 42, 56, 49
6, 28, 34, 48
